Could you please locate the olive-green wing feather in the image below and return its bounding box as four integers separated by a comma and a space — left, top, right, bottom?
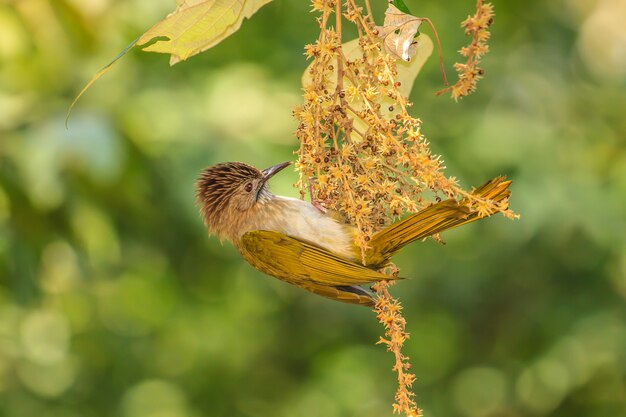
239, 230, 396, 306
366, 176, 512, 266
240, 230, 392, 286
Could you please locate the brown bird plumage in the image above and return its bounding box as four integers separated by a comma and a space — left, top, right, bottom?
196, 161, 512, 306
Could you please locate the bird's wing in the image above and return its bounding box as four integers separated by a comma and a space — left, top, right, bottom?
239, 230, 393, 287
366, 176, 512, 266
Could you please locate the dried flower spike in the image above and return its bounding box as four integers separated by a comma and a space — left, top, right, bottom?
373, 279, 422, 416
437, 0, 494, 100
295, 1, 513, 415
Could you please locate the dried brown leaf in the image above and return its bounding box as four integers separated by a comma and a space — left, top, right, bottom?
377, 5, 422, 61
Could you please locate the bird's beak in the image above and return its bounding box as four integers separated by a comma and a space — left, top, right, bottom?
261, 161, 291, 182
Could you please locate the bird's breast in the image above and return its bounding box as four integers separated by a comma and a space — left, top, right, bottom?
243, 196, 357, 261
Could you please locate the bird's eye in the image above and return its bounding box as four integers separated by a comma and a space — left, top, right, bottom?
244, 183, 253, 192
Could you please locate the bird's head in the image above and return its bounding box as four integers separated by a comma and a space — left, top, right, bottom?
195, 161, 291, 239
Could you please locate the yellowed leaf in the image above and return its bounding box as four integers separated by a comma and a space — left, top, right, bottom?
67, 0, 271, 124
376, 5, 422, 62
301, 35, 432, 138
137, 0, 272, 65
301, 34, 433, 103
176, 0, 205, 6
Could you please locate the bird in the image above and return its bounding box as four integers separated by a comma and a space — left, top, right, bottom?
196, 161, 512, 307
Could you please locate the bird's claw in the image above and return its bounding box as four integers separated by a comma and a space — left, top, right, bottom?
308, 177, 330, 214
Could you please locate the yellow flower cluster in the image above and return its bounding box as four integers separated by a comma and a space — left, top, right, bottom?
294, 0, 508, 259
294, 2, 512, 414
438, 0, 495, 100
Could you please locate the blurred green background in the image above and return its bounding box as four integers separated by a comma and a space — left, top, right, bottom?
1, 0, 625, 416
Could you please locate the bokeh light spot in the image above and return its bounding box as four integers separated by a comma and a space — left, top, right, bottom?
40, 241, 80, 294
577, 0, 626, 82
17, 356, 77, 398
122, 379, 189, 417
97, 273, 177, 336
451, 367, 508, 417
71, 202, 121, 266
20, 310, 70, 366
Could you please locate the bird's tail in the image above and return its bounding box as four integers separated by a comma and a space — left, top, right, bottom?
365, 176, 512, 267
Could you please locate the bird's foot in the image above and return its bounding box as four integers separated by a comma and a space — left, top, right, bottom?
308, 177, 331, 214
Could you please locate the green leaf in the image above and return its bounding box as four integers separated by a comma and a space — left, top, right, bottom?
393, 0, 411, 14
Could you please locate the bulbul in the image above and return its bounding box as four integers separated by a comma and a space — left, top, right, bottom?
196, 161, 511, 307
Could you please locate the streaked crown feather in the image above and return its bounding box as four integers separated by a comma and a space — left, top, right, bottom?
195, 162, 264, 238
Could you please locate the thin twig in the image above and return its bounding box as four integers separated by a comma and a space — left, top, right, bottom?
364, 0, 374, 24
336, 0, 344, 100
418, 17, 449, 87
